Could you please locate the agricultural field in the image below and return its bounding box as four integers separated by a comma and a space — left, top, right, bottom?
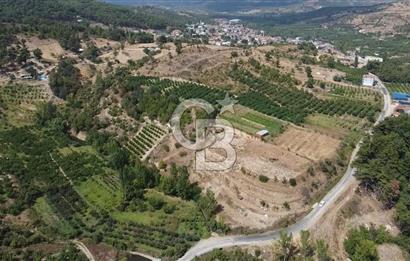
0, 83, 50, 105
125, 124, 167, 161
220, 105, 285, 138
231, 68, 381, 124
274, 126, 341, 161
385, 83, 410, 94
304, 113, 371, 138
39, 144, 205, 257
317, 81, 383, 104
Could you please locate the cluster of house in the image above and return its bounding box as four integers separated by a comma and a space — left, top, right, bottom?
180, 19, 282, 46
171, 20, 385, 69
1, 58, 50, 81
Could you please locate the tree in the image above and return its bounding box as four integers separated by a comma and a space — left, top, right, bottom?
17, 47, 30, 64
36, 102, 58, 126
354, 55, 359, 68
197, 189, 218, 220
174, 40, 182, 55
49, 58, 82, 99
110, 147, 129, 170
327, 57, 336, 68
300, 230, 314, 258
306, 66, 313, 78
33, 48, 43, 60
351, 240, 378, 261
314, 239, 331, 261
156, 35, 167, 44
344, 226, 388, 261
272, 231, 296, 261
306, 78, 315, 89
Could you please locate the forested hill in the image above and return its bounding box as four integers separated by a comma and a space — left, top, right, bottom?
354, 115, 410, 252
0, 0, 195, 29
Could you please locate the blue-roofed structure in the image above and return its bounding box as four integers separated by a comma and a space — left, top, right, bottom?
392, 92, 410, 101
392, 92, 410, 105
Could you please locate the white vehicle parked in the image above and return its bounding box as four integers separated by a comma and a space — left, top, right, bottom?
319, 200, 326, 207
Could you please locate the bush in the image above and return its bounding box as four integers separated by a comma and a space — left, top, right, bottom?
289, 178, 297, 187
163, 204, 176, 214
159, 160, 167, 170
333, 75, 343, 82
148, 196, 165, 210
258, 175, 269, 183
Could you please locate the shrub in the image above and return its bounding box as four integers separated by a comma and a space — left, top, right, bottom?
148, 196, 165, 210
159, 160, 167, 170
163, 204, 176, 214
289, 178, 297, 187
258, 175, 269, 183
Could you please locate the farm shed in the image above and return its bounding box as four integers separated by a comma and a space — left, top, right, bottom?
256, 129, 269, 138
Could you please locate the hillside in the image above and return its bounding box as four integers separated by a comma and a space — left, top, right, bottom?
0, 0, 195, 29
104, 0, 395, 13
339, 2, 410, 35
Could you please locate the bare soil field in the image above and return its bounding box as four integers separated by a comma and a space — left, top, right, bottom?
254, 46, 346, 85
138, 45, 237, 81
99, 44, 148, 64
274, 126, 341, 161
152, 128, 336, 229
378, 244, 408, 261
23, 36, 65, 62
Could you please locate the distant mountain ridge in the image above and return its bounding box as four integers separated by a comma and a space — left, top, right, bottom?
104, 0, 396, 13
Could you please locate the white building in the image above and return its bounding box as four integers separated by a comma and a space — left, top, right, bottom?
362, 74, 375, 87
365, 56, 384, 63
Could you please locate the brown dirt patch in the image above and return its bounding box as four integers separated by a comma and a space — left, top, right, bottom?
378, 244, 408, 261
274, 126, 341, 161
192, 132, 321, 229
138, 45, 237, 81
23, 36, 65, 62
151, 125, 339, 230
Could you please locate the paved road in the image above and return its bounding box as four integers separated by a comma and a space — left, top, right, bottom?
179, 76, 393, 261
73, 240, 96, 261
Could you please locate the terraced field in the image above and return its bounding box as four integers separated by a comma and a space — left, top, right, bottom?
220, 105, 285, 137
0, 84, 50, 105
125, 124, 167, 160
320, 81, 382, 103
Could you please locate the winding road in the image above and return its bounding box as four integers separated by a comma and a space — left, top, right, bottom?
179, 74, 394, 261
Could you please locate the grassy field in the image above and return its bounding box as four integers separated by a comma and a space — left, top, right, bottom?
304, 113, 368, 138
0, 104, 37, 130
33, 197, 76, 237
220, 105, 284, 137
58, 145, 98, 156
76, 175, 122, 210
112, 190, 209, 236
319, 82, 382, 105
